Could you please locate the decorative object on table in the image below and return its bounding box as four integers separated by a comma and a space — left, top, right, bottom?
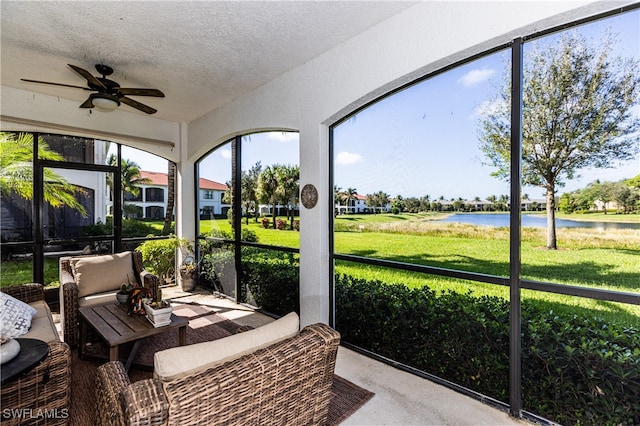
1, 338, 50, 385
144, 300, 173, 327
179, 254, 198, 292
0, 337, 21, 364
127, 287, 153, 316
116, 278, 134, 305
0, 292, 37, 364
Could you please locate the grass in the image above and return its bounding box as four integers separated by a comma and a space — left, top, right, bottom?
1, 258, 59, 288
2, 212, 638, 324
198, 212, 640, 323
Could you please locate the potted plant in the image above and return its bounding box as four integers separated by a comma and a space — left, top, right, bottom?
179, 255, 198, 292
144, 299, 173, 327
116, 282, 133, 304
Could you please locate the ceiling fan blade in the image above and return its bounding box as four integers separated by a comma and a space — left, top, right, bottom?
120, 96, 157, 114
21, 78, 90, 90
118, 88, 165, 97
68, 64, 106, 90
79, 97, 94, 109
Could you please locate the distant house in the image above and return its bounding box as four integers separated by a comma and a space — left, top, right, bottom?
124, 171, 229, 219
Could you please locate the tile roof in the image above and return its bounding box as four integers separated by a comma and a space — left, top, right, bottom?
139, 171, 226, 190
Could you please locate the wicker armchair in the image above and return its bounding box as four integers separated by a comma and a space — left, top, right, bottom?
1, 283, 71, 426
95, 323, 340, 426
59, 251, 159, 348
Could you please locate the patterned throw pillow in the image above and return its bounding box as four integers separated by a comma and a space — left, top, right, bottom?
0, 292, 37, 340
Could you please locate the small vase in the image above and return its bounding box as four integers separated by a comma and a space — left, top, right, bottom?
116, 293, 129, 304
181, 275, 196, 292
0, 338, 21, 364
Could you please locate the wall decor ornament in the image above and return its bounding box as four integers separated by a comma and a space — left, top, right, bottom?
300, 184, 318, 209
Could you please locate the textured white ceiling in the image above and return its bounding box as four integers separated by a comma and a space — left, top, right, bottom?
1, 1, 415, 123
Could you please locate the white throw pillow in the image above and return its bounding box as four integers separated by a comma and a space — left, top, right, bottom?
154, 312, 300, 381
71, 252, 135, 298
0, 292, 37, 340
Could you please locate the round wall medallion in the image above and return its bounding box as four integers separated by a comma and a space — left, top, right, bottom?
300, 184, 318, 209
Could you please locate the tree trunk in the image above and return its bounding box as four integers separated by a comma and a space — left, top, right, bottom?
272, 203, 277, 229
545, 187, 557, 250
162, 162, 176, 235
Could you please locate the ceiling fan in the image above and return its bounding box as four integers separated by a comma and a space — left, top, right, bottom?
21, 64, 164, 114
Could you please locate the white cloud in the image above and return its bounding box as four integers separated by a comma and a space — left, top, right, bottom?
220, 149, 232, 159
474, 99, 507, 119
458, 68, 495, 87
266, 131, 299, 142
336, 151, 363, 165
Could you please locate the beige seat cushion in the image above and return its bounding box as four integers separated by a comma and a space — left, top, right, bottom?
71, 252, 135, 298
23, 300, 59, 343
154, 312, 299, 382
78, 291, 120, 308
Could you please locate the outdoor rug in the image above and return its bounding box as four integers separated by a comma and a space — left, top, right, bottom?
70, 303, 374, 425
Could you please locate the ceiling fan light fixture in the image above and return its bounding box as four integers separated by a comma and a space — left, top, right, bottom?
92, 93, 120, 112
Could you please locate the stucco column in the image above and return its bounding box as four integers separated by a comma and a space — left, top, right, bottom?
176, 122, 196, 277
298, 123, 330, 328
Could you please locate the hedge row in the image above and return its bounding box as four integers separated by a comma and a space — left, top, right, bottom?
336, 274, 640, 425
206, 253, 639, 425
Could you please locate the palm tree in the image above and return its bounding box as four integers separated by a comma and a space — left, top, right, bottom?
257, 165, 280, 229
276, 165, 300, 228
162, 162, 176, 235
106, 154, 151, 219
345, 187, 358, 212
242, 161, 262, 224
333, 185, 343, 208
0, 132, 87, 216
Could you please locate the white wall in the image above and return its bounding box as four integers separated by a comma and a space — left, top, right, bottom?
1, 86, 181, 163
186, 1, 620, 327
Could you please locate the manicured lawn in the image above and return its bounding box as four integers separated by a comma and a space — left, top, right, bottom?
3, 212, 638, 324
1, 258, 59, 288
202, 212, 639, 323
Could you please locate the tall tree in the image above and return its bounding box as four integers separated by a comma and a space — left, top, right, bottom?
256, 165, 281, 229
479, 30, 640, 249
0, 132, 87, 216
276, 165, 300, 228
106, 154, 152, 219
345, 187, 358, 212
162, 162, 176, 234
241, 161, 262, 224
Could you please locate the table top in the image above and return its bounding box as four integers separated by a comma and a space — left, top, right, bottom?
79, 304, 189, 346
1, 338, 49, 385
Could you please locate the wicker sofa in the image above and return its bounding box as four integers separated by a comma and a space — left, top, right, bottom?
1, 283, 71, 426
95, 314, 340, 426
59, 251, 159, 348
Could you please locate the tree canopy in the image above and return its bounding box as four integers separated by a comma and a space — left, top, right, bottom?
479, 29, 640, 249
0, 132, 87, 216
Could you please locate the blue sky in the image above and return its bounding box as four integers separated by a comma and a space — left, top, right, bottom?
121, 10, 639, 202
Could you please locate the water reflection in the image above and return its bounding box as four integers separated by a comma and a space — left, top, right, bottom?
438, 213, 640, 231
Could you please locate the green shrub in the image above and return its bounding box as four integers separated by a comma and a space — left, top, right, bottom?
241, 248, 299, 315
334, 274, 640, 425
135, 236, 189, 279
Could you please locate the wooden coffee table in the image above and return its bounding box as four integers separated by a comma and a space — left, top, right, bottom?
79, 303, 188, 372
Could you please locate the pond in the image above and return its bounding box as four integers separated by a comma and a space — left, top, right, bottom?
437, 213, 640, 231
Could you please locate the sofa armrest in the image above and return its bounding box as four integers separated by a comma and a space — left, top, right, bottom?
121, 380, 169, 426
61, 281, 79, 347
1, 341, 71, 426
96, 361, 169, 426
1, 283, 45, 304
96, 361, 133, 426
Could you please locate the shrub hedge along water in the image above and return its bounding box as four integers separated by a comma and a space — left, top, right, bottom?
205, 254, 639, 425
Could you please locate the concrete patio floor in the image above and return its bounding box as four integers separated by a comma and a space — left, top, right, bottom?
162, 285, 525, 426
